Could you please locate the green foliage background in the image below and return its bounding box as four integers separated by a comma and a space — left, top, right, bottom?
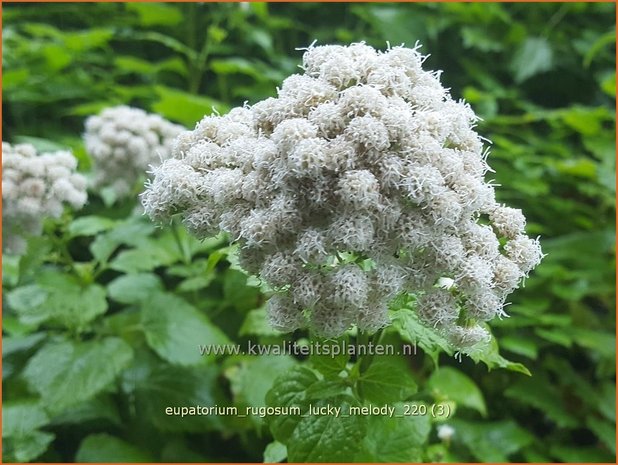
2, 2, 616, 463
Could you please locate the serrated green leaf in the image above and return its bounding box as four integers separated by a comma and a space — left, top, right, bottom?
391, 307, 452, 365
228, 355, 298, 426
359, 357, 417, 404
470, 337, 531, 375
7, 275, 108, 330
309, 337, 350, 377
23, 337, 133, 413
287, 399, 366, 462
128, 363, 225, 432
76, 433, 153, 462
427, 366, 487, 416
141, 292, 230, 365
356, 403, 431, 462
266, 366, 320, 443
108, 273, 163, 304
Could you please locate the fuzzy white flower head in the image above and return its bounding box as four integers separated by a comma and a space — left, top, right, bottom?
84, 106, 184, 198
141, 43, 543, 349
2, 142, 87, 254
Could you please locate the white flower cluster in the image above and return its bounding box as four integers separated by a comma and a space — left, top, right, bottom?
142, 43, 543, 350
2, 142, 87, 254
84, 106, 184, 198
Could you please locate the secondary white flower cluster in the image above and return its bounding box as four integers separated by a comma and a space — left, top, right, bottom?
142, 43, 543, 350
2, 142, 87, 254
84, 106, 184, 198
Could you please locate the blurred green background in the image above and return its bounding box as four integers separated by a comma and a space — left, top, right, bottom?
2, 2, 616, 463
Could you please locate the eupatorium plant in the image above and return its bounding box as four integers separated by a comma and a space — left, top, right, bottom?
84, 106, 184, 198
142, 43, 543, 352
2, 142, 88, 254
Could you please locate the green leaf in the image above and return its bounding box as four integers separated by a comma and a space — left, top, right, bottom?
7, 275, 108, 330
2, 401, 49, 437
356, 404, 431, 462
451, 419, 534, 462
470, 336, 531, 375
68, 216, 117, 237
550, 444, 614, 463
152, 85, 227, 127
263, 441, 287, 463
391, 306, 452, 365
2, 411, 54, 464
50, 395, 121, 427
109, 246, 176, 274
239, 306, 282, 337
427, 367, 487, 416
126, 363, 225, 432
90, 219, 155, 263
287, 399, 366, 462
2, 333, 46, 357
511, 37, 553, 83
108, 273, 163, 304
266, 366, 320, 443
505, 376, 579, 428
358, 357, 417, 404
586, 416, 616, 454
126, 2, 182, 26
228, 356, 297, 411
141, 292, 230, 365
76, 433, 153, 462
309, 337, 350, 377
23, 337, 133, 413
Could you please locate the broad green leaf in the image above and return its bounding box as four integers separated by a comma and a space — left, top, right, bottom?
511, 37, 553, 83
127, 363, 225, 432
23, 337, 133, 413
76, 433, 153, 462
451, 419, 534, 462
90, 219, 155, 263
68, 216, 117, 237
109, 246, 177, 274
152, 85, 228, 127
358, 357, 417, 404
3, 430, 54, 463
287, 399, 366, 462
2, 401, 49, 437
228, 355, 297, 411
266, 366, 320, 443
310, 338, 350, 378
2, 333, 46, 357
50, 395, 121, 426
427, 367, 487, 416
108, 273, 163, 304
356, 404, 431, 462
126, 2, 182, 26
141, 292, 230, 365
7, 275, 108, 330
